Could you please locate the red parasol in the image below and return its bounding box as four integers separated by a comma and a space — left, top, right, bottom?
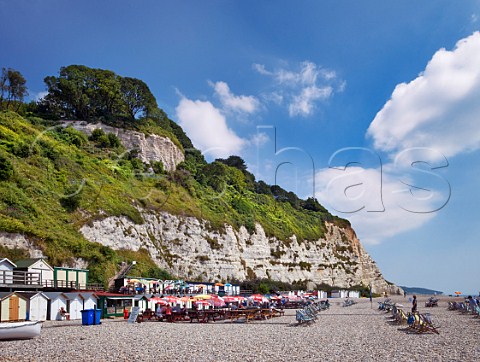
249, 294, 269, 303
150, 297, 168, 305
162, 296, 180, 304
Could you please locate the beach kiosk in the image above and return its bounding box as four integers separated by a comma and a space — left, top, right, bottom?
44, 292, 70, 320
16, 291, 49, 321
96, 292, 133, 318
0, 291, 29, 322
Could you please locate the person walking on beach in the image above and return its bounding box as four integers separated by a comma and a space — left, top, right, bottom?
411, 295, 417, 313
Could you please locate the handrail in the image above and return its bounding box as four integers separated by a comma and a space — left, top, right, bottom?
0, 270, 42, 285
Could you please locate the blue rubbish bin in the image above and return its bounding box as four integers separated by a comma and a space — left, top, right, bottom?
94, 309, 102, 325
81, 309, 94, 326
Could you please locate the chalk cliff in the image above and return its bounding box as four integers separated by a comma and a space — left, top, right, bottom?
62, 121, 184, 171
79, 211, 401, 294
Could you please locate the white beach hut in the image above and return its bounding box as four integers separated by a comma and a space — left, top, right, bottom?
16, 291, 49, 321
80, 292, 99, 310
44, 292, 70, 320
64, 292, 85, 320
348, 290, 360, 298
133, 295, 149, 312
331, 290, 349, 298
317, 290, 328, 299
14, 258, 54, 286
0, 258, 16, 284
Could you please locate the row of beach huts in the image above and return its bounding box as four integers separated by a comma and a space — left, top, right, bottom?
0, 290, 99, 322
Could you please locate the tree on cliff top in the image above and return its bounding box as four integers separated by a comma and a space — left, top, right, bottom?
0, 67, 28, 111
43, 65, 157, 123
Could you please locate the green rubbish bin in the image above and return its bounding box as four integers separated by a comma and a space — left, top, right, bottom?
81, 309, 94, 326
94, 309, 102, 325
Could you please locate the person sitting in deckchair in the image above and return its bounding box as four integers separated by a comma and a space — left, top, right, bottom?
59, 307, 70, 320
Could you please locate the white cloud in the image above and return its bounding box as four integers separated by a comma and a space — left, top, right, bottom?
33, 91, 48, 101
367, 32, 480, 158
175, 97, 246, 159
253, 60, 342, 118
289, 85, 333, 117
211, 81, 259, 114
253, 63, 272, 76
261, 91, 283, 105
315, 165, 445, 244
249, 132, 269, 147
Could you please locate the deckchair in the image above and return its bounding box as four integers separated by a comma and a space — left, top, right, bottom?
408, 312, 439, 334
418, 313, 440, 334
296, 310, 315, 325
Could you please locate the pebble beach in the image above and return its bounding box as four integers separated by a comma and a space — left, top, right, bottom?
1, 296, 479, 361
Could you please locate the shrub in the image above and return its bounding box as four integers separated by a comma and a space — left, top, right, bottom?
59, 185, 83, 212
151, 161, 164, 174
89, 128, 105, 141
107, 133, 121, 148
0, 154, 14, 180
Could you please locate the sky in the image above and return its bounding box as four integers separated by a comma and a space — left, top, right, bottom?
1, 0, 479, 295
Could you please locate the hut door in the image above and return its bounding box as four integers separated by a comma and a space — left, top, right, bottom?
9, 296, 19, 321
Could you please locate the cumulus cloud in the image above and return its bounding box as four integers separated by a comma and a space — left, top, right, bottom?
253, 60, 343, 117
33, 91, 48, 101
175, 97, 246, 159
289, 85, 333, 117
211, 81, 259, 114
315, 163, 449, 244
249, 132, 269, 147
367, 32, 480, 158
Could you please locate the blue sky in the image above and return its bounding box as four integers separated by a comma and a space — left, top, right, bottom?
1, 0, 480, 295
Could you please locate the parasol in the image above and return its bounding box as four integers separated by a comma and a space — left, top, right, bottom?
193, 294, 212, 300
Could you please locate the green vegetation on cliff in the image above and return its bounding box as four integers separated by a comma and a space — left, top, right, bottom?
0, 65, 350, 286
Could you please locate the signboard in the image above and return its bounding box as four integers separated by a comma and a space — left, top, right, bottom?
127, 306, 140, 324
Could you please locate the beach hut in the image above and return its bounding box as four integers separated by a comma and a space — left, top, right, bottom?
348, 290, 360, 298
14, 258, 54, 286
63, 292, 85, 320
80, 292, 98, 310
44, 292, 70, 320
54, 266, 89, 289
317, 290, 328, 299
0, 291, 29, 322
331, 290, 349, 298
0, 258, 16, 285
16, 291, 49, 321
133, 295, 149, 312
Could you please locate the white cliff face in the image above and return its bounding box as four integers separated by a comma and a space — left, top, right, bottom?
62, 121, 184, 171
79, 211, 401, 294
0, 232, 44, 258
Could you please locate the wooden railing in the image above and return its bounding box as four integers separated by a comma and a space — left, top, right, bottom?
42, 279, 87, 289
0, 270, 42, 286
42, 279, 105, 291
0, 272, 105, 291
